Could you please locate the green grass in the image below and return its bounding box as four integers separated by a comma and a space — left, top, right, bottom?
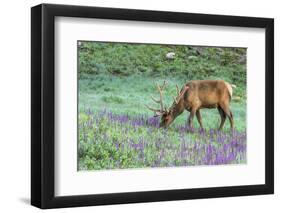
79, 74, 246, 131
78, 42, 246, 91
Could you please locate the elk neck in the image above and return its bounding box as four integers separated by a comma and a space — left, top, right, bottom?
169, 100, 185, 119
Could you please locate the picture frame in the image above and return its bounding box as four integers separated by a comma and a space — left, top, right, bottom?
31, 3, 274, 209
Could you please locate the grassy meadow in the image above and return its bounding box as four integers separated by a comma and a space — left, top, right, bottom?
78, 41, 247, 171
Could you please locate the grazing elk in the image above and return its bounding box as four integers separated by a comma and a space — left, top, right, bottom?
146, 80, 236, 130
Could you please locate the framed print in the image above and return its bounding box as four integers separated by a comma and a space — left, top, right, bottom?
31, 3, 274, 209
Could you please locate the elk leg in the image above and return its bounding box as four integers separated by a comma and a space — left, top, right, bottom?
188, 108, 196, 129
217, 107, 226, 130
220, 104, 234, 130
229, 110, 234, 130
196, 110, 204, 129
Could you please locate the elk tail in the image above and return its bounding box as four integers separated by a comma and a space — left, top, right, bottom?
225, 82, 236, 99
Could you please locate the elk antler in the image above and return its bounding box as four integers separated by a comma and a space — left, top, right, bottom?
146, 80, 168, 116
173, 85, 189, 104
176, 85, 180, 96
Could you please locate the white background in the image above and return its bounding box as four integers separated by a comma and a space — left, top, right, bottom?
55, 18, 265, 196
0, 0, 279, 212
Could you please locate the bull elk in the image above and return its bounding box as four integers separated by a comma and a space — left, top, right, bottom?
146, 80, 236, 130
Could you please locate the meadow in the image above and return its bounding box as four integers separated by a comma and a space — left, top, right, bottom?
78, 42, 247, 170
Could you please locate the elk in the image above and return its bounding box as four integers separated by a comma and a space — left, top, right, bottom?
146, 80, 236, 130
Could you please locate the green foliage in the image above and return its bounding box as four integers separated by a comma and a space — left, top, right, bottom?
78, 42, 247, 89
78, 110, 246, 170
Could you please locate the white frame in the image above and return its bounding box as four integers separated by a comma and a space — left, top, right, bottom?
54, 17, 266, 196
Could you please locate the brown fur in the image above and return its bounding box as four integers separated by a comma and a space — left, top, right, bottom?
160, 80, 234, 130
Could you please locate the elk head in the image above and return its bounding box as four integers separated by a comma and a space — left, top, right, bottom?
146, 81, 189, 128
